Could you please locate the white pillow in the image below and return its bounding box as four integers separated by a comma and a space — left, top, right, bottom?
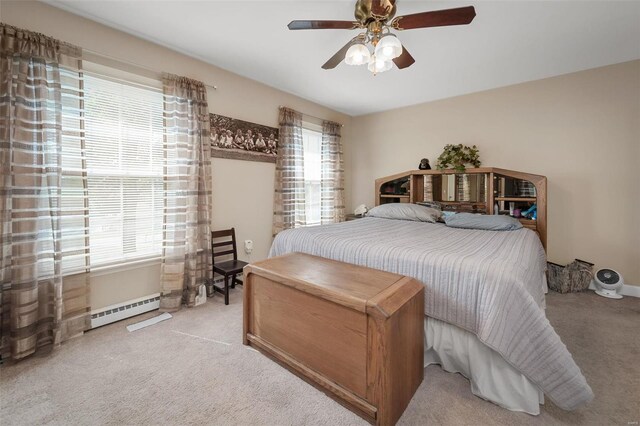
366, 203, 442, 223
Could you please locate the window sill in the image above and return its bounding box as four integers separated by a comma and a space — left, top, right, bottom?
90, 256, 162, 278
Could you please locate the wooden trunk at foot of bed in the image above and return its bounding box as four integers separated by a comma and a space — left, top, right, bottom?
243, 252, 425, 426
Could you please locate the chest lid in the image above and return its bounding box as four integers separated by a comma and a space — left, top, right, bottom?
245, 252, 408, 313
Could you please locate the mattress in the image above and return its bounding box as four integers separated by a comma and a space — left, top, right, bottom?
269, 217, 593, 410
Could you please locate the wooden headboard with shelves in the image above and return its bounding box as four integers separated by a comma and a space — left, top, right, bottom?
375, 168, 547, 250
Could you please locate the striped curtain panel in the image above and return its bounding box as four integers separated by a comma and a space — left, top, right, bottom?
320, 120, 345, 224
273, 107, 306, 236
0, 24, 91, 360
159, 74, 212, 312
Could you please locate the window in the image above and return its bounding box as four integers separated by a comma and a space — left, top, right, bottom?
302, 128, 322, 226
83, 73, 164, 267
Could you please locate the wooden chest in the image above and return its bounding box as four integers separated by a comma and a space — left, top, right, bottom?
243, 253, 424, 426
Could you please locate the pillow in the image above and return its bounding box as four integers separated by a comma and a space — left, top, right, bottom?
444, 213, 523, 231
366, 203, 442, 223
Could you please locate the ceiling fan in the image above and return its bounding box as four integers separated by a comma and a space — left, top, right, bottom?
288, 0, 476, 74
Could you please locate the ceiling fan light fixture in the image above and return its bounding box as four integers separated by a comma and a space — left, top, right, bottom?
367, 55, 393, 74
374, 33, 403, 60
289, 3, 477, 72
344, 43, 371, 66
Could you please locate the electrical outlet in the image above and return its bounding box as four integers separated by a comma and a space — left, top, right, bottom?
244, 239, 253, 254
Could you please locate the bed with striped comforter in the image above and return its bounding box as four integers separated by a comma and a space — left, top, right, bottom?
269, 217, 593, 410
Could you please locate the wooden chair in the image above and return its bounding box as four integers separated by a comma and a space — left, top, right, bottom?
211, 228, 248, 305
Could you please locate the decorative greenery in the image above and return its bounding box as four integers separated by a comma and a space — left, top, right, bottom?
435, 144, 481, 172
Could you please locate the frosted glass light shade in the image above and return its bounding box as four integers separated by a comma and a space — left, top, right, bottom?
367, 55, 393, 74
345, 43, 371, 66
374, 34, 402, 60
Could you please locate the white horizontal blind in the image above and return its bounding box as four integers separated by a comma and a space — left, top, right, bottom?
84, 73, 164, 267
59, 64, 90, 275
302, 128, 322, 226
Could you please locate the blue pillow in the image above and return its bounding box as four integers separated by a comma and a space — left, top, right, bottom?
444, 213, 523, 231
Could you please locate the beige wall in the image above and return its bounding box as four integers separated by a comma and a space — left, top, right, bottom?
350, 60, 640, 284
3, 1, 638, 305
1, 1, 352, 309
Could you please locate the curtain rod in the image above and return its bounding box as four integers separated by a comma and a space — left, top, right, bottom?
83, 48, 218, 90
279, 106, 344, 127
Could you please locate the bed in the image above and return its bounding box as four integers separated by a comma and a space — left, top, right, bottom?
269, 217, 593, 414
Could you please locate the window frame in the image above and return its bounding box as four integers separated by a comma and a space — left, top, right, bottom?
77, 65, 165, 271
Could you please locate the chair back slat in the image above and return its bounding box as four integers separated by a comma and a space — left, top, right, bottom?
212, 241, 233, 249
211, 229, 234, 239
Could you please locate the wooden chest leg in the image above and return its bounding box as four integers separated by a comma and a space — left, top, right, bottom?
243, 270, 252, 345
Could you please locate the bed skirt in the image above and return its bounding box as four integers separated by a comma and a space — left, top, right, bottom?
425, 317, 544, 415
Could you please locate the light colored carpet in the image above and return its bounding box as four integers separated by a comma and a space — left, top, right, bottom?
1, 290, 638, 425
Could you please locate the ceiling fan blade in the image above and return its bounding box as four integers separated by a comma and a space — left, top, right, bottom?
288, 20, 358, 30
391, 6, 476, 31
393, 47, 415, 69
322, 38, 359, 70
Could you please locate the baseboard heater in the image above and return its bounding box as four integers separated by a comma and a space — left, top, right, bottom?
91, 293, 161, 329
90, 278, 229, 329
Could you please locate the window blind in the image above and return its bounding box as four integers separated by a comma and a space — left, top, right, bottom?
83, 73, 164, 267
302, 128, 322, 226
59, 65, 89, 275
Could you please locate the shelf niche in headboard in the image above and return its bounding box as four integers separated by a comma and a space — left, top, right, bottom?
374, 168, 547, 250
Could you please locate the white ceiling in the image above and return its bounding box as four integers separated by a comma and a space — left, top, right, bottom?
46, 0, 640, 116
